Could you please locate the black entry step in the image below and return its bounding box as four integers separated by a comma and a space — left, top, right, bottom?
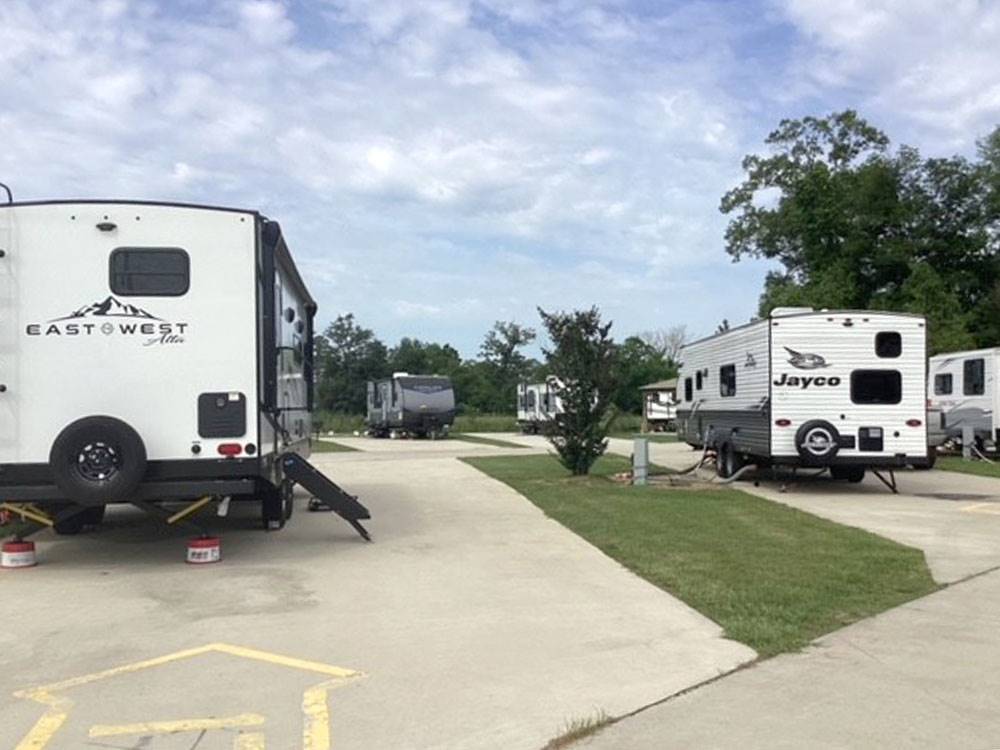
280, 452, 371, 541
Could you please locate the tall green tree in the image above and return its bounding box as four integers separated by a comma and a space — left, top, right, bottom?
539, 306, 618, 476
613, 336, 676, 413
721, 110, 1000, 353
387, 338, 462, 376
479, 321, 537, 412
315, 314, 388, 413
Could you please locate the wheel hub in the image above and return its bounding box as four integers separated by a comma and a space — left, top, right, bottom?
803, 429, 832, 456
76, 441, 121, 481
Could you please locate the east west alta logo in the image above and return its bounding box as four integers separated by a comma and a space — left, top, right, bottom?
26, 296, 188, 346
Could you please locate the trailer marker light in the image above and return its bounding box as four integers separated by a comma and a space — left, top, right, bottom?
218, 443, 243, 457
775, 419, 792, 427
906, 419, 923, 427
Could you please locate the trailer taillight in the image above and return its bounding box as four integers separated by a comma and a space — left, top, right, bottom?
906, 419, 923, 427
775, 419, 792, 427
217, 443, 243, 457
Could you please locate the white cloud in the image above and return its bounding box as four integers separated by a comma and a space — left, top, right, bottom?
779, 0, 1000, 148
10, 0, 990, 353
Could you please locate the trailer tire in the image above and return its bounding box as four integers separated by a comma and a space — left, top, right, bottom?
261, 480, 293, 530
50, 503, 106, 535
716, 442, 743, 479
830, 465, 866, 483
795, 420, 840, 465
49, 417, 147, 505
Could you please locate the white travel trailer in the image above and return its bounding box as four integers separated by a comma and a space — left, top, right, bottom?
517, 379, 563, 433
640, 379, 678, 431
366, 373, 456, 438
927, 347, 1000, 447
0, 199, 369, 537
676, 308, 930, 482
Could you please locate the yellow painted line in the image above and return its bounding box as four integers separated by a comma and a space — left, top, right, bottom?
90, 713, 265, 738
302, 676, 362, 750
13, 643, 363, 750
13, 704, 68, 750
167, 495, 214, 524
235, 732, 267, 749
212, 643, 360, 679
961, 502, 1000, 515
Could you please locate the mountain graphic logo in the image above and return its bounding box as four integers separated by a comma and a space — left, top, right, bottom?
784, 347, 830, 370
52, 296, 162, 322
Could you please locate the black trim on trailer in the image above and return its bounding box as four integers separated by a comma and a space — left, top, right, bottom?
260, 220, 278, 412
0, 198, 260, 216
2, 480, 258, 503
0, 458, 261, 486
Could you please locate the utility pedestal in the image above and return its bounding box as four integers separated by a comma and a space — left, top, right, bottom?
633, 437, 649, 486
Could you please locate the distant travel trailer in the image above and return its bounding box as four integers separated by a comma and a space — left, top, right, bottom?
677, 307, 930, 481
366, 373, 456, 438
640, 378, 678, 431
517, 379, 563, 433
0, 198, 370, 538
927, 347, 1000, 449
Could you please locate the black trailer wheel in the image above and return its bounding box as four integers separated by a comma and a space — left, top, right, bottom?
261, 480, 294, 530
830, 466, 866, 483
715, 442, 743, 479
51, 503, 106, 535
49, 416, 147, 505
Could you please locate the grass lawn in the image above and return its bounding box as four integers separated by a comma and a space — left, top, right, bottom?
463, 453, 938, 657
936, 455, 1000, 478
310, 439, 359, 453
450, 433, 526, 449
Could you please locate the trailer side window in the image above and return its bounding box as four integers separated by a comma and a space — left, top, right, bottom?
110, 248, 189, 296
875, 332, 901, 358
720, 365, 736, 397
695, 371, 703, 390
527, 390, 536, 408
851, 370, 902, 405
934, 373, 953, 395
964, 359, 985, 396
684, 378, 693, 401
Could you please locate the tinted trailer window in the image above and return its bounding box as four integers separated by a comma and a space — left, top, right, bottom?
851, 370, 902, 405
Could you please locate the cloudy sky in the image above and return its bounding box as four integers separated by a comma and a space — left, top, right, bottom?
3, 0, 999, 355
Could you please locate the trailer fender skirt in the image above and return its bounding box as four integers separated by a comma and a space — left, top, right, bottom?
279, 453, 371, 541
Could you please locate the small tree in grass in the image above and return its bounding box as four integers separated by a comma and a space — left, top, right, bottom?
538, 306, 619, 476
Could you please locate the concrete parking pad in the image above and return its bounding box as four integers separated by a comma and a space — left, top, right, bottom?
0, 443, 753, 749
584, 566, 1000, 749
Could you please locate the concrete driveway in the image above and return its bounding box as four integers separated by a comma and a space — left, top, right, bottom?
0, 440, 754, 750
488, 433, 1000, 748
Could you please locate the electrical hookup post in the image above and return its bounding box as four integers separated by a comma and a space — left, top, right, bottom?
633, 437, 649, 485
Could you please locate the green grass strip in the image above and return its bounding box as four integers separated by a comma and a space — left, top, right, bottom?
463, 453, 938, 657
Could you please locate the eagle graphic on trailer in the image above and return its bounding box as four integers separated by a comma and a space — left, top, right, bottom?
0, 198, 370, 539
675, 307, 931, 482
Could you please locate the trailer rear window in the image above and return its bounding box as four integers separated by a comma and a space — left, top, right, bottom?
720, 364, 736, 397
851, 370, 902, 405
934, 373, 953, 395
875, 332, 901, 358
964, 358, 985, 396
110, 248, 189, 296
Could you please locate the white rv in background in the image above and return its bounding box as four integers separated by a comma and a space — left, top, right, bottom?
517, 379, 563, 433
927, 347, 1000, 447
677, 308, 930, 481
641, 379, 678, 431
